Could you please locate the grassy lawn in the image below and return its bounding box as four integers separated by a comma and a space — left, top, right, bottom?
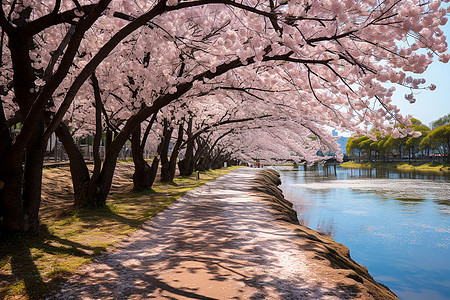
0, 163, 241, 299
340, 161, 450, 173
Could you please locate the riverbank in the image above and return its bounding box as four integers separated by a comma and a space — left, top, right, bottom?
0, 162, 240, 299
341, 161, 450, 173
252, 169, 398, 299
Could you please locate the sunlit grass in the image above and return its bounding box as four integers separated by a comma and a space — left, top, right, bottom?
0, 164, 241, 299
340, 161, 450, 173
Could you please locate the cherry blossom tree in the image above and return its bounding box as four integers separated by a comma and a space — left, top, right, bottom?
0, 0, 111, 233
0, 0, 448, 234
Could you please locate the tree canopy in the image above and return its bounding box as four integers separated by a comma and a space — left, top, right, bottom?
431, 113, 450, 129
346, 116, 450, 162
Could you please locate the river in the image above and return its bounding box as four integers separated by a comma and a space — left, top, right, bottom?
277, 165, 450, 300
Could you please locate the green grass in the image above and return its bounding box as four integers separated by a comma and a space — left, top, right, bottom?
117, 158, 134, 162
0, 165, 241, 299
340, 161, 450, 173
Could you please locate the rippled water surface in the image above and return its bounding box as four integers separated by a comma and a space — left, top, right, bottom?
277, 166, 450, 300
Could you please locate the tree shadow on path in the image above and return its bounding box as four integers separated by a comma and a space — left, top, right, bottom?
0, 227, 105, 299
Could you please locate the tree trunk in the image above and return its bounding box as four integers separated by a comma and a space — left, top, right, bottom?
131, 123, 156, 190
85, 74, 104, 206
89, 151, 118, 207
149, 156, 160, 185
194, 137, 210, 172
210, 148, 225, 169
160, 119, 174, 182
88, 113, 148, 206
447, 138, 450, 163
196, 152, 212, 172
0, 102, 11, 159
0, 34, 40, 234
0, 154, 24, 233
178, 118, 194, 176
55, 74, 108, 208
105, 129, 113, 155
131, 112, 159, 190
0, 118, 45, 234
22, 117, 46, 233
55, 123, 90, 207
0, 103, 13, 232
166, 123, 184, 182
62, 113, 150, 207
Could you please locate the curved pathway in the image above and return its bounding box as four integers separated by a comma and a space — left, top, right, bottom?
48, 168, 372, 299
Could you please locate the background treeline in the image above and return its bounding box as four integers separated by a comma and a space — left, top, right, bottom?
346, 114, 450, 163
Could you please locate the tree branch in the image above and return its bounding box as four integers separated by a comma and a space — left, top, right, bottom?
88, 72, 103, 199
43, 24, 76, 82
51, 0, 62, 16
0, 5, 14, 34
141, 110, 159, 149
306, 30, 357, 45
181, 114, 272, 149
14, 0, 111, 151
24, 4, 96, 37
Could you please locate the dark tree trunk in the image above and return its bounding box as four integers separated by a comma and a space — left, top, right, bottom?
197, 129, 233, 171
165, 123, 184, 182
88, 114, 148, 206
0, 33, 40, 234
446, 139, 450, 163
131, 112, 159, 190
178, 159, 188, 177
93, 154, 118, 207
22, 117, 46, 233
61, 113, 153, 208
55, 123, 90, 207
85, 74, 104, 206
196, 150, 212, 172
160, 119, 174, 182
0, 101, 11, 159
55, 74, 108, 208
131, 124, 156, 190
194, 137, 210, 172
178, 118, 194, 176
0, 101, 12, 231
0, 120, 44, 234
105, 129, 113, 155
210, 148, 225, 169
149, 156, 160, 184
0, 154, 24, 233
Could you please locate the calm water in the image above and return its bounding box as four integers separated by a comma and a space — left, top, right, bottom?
277, 166, 450, 300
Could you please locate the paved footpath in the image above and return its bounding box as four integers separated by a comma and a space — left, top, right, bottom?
49, 168, 365, 299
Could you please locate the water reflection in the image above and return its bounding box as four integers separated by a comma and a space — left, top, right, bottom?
298, 164, 450, 181
277, 165, 450, 300
315, 219, 336, 237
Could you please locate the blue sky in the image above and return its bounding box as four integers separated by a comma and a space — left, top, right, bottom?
390, 20, 450, 127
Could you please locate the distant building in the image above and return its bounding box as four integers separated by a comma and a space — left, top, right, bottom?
332, 130, 349, 154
